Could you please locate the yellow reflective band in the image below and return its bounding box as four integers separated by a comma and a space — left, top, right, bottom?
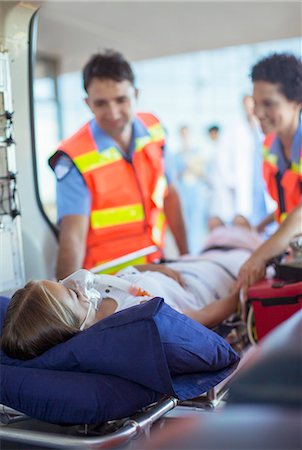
91, 203, 145, 229
262, 146, 278, 167
268, 154, 278, 166
95, 256, 148, 274
147, 123, 165, 143
263, 151, 278, 167
152, 176, 167, 209
291, 159, 302, 175
74, 147, 122, 173
280, 212, 287, 223
135, 135, 151, 152
152, 211, 166, 246
262, 146, 269, 158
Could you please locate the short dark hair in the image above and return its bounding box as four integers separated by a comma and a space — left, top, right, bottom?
251, 53, 302, 103
208, 125, 220, 133
83, 50, 135, 92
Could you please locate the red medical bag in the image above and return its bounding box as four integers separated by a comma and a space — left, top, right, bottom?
247, 278, 302, 341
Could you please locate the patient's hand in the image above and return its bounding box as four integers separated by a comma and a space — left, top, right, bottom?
235, 254, 266, 319
134, 264, 185, 287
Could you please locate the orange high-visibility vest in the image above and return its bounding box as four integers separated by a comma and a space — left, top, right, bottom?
262, 133, 302, 223
50, 113, 168, 271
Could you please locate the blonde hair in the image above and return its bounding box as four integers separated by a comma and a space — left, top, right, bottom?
1, 281, 80, 360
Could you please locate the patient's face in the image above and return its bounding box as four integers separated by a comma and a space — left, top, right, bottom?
42, 280, 96, 328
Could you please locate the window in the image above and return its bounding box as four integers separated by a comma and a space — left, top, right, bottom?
32, 36, 302, 226
34, 56, 61, 223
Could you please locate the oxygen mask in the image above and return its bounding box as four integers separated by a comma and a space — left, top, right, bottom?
60, 268, 150, 312
59, 269, 101, 311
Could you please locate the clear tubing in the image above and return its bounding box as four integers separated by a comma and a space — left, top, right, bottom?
93, 274, 150, 297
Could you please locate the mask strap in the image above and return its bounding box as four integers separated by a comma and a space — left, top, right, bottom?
79, 301, 93, 331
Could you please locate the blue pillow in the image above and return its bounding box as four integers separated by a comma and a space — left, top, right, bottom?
0, 296, 162, 424
1, 298, 239, 394
1, 298, 174, 394
1, 364, 161, 424
1, 296, 239, 423
154, 304, 238, 374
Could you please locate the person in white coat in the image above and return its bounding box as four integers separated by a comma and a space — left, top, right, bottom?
211, 95, 271, 224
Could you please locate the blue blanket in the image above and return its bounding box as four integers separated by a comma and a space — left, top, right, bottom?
0, 296, 239, 423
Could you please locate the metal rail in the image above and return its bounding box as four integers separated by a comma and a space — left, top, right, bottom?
0, 397, 178, 449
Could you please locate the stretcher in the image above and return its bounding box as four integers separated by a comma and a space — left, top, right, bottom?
0, 349, 253, 450
0, 295, 242, 449
0, 397, 178, 450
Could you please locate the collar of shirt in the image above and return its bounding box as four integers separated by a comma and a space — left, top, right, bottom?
89, 115, 151, 162
270, 116, 302, 174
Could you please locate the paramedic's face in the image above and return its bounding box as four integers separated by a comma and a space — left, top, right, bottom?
85, 78, 138, 139
253, 81, 301, 136
42, 281, 95, 328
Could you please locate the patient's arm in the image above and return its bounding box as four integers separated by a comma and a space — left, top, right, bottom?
182, 290, 239, 329
256, 211, 276, 234
134, 264, 185, 286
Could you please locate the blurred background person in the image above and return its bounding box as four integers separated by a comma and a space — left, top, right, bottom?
172, 125, 210, 253
202, 125, 221, 175
207, 125, 220, 145
210, 95, 271, 226
201, 124, 221, 213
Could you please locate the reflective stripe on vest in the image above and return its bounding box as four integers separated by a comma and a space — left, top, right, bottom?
135, 136, 151, 152
91, 203, 145, 229
73, 122, 165, 172
53, 114, 166, 269
279, 212, 288, 223
152, 176, 167, 209
263, 147, 278, 167
134, 124, 165, 152
94, 255, 148, 274
74, 147, 122, 173
291, 157, 302, 175
262, 134, 302, 222
148, 122, 165, 143
152, 211, 166, 246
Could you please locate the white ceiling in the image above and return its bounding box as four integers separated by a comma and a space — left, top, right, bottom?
36, 1, 302, 74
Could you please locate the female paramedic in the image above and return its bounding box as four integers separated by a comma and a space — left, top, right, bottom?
251, 52, 302, 230
1, 217, 264, 360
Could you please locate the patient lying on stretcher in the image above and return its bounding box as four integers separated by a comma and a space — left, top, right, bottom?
1, 216, 263, 360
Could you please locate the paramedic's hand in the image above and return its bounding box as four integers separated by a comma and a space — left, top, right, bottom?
235, 255, 266, 319
134, 264, 185, 287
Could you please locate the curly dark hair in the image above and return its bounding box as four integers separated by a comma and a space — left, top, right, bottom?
83, 50, 135, 92
251, 53, 302, 103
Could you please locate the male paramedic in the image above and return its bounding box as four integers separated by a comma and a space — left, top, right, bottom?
49, 50, 188, 279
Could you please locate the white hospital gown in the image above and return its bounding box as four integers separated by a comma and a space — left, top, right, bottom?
99, 249, 251, 313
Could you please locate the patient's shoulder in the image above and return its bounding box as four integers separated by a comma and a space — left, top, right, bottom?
95, 298, 118, 321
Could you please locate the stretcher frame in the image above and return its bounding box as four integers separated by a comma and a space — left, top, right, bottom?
0, 396, 178, 449
0, 345, 254, 450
